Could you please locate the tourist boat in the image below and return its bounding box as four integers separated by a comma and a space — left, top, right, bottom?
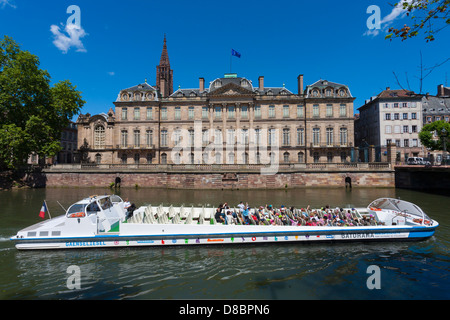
10, 195, 439, 250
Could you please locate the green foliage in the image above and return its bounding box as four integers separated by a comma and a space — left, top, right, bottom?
0, 36, 85, 170
386, 0, 450, 42
419, 120, 450, 151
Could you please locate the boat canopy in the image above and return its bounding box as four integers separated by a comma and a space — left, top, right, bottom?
368, 198, 430, 220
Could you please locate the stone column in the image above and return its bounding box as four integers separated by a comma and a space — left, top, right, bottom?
387, 142, 397, 166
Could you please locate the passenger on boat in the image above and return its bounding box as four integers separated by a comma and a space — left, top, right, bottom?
226, 210, 235, 225
215, 204, 226, 223
126, 203, 136, 219
124, 198, 131, 210
242, 204, 251, 225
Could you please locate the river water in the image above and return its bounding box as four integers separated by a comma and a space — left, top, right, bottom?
0, 187, 449, 301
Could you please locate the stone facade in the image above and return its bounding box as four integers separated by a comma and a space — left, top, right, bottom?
76, 37, 356, 167
44, 170, 394, 189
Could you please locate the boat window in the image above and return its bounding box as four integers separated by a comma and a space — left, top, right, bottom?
86, 201, 100, 212
110, 195, 122, 204
67, 203, 87, 216
98, 197, 112, 210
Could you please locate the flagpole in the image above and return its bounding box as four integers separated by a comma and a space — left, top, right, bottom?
45, 200, 52, 219
230, 49, 232, 73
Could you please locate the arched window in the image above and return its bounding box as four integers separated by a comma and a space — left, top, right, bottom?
94, 125, 105, 149
161, 153, 167, 164
283, 152, 290, 163
298, 152, 304, 163
95, 153, 101, 164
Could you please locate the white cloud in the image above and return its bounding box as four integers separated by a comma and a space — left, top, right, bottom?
0, 0, 16, 9
108, 71, 115, 76
50, 23, 87, 54
364, 0, 414, 37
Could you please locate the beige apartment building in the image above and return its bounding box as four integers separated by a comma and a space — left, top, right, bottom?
76, 37, 355, 165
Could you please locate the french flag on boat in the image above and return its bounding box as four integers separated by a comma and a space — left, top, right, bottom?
39, 201, 48, 219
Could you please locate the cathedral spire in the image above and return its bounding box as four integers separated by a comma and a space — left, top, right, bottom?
159, 34, 170, 66
156, 34, 173, 98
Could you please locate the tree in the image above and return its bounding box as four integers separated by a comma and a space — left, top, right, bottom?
0, 36, 85, 170
418, 120, 450, 151
386, 0, 450, 42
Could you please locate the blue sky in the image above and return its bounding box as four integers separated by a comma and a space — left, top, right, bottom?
1, 0, 449, 118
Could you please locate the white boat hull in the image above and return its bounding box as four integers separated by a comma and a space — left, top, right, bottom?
13, 222, 438, 250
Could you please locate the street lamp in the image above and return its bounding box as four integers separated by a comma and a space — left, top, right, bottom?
442, 128, 447, 165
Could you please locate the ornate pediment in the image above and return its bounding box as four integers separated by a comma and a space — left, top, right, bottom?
208, 82, 254, 97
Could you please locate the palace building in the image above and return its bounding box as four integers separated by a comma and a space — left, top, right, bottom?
76, 36, 356, 165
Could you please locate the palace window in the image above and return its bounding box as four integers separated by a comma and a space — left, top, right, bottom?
202, 107, 208, 119
298, 152, 304, 163
161, 107, 167, 120
313, 152, 320, 163
241, 106, 248, 119
312, 128, 320, 146
282, 128, 290, 146
241, 129, 249, 145
326, 128, 334, 146
228, 106, 235, 119
297, 105, 304, 118
175, 107, 181, 120
283, 152, 290, 163
134, 130, 140, 147
121, 130, 128, 148
297, 128, 304, 146
189, 130, 194, 146
255, 106, 261, 118
313, 104, 319, 117
283, 105, 290, 118
214, 129, 222, 145
268, 128, 276, 146
327, 152, 333, 163
326, 104, 333, 117
134, 108, 140, 120
161, 130, 168, 147
146, 107, 153, 120
94, 125, 105, 149
146, 130, 153, 147
340, 104, 347, 117
122, 108, 128, 121
269, 105, 275, 118
254, 128, 261, 146
215, 106, 222, 119
340, 128, 348, 146
188, 107, 194, 120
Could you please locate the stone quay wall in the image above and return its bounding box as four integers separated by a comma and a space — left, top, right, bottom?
44, 163, 395, 189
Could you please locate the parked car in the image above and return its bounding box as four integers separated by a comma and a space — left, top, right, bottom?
407, 157, 431, 165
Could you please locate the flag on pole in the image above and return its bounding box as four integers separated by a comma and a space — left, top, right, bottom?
231, 49, 241, 58
39, 201, 48, 219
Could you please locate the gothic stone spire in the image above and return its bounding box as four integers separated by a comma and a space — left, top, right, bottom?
156, 34, 173, 98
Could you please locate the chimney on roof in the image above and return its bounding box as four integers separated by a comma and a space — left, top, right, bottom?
199, 78, 205, 92
438, 84, 445, 97
258, 76, 264, 91
297, 74, 304, 95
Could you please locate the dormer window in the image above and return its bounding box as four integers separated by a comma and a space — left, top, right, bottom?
214, 80, 222, 88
